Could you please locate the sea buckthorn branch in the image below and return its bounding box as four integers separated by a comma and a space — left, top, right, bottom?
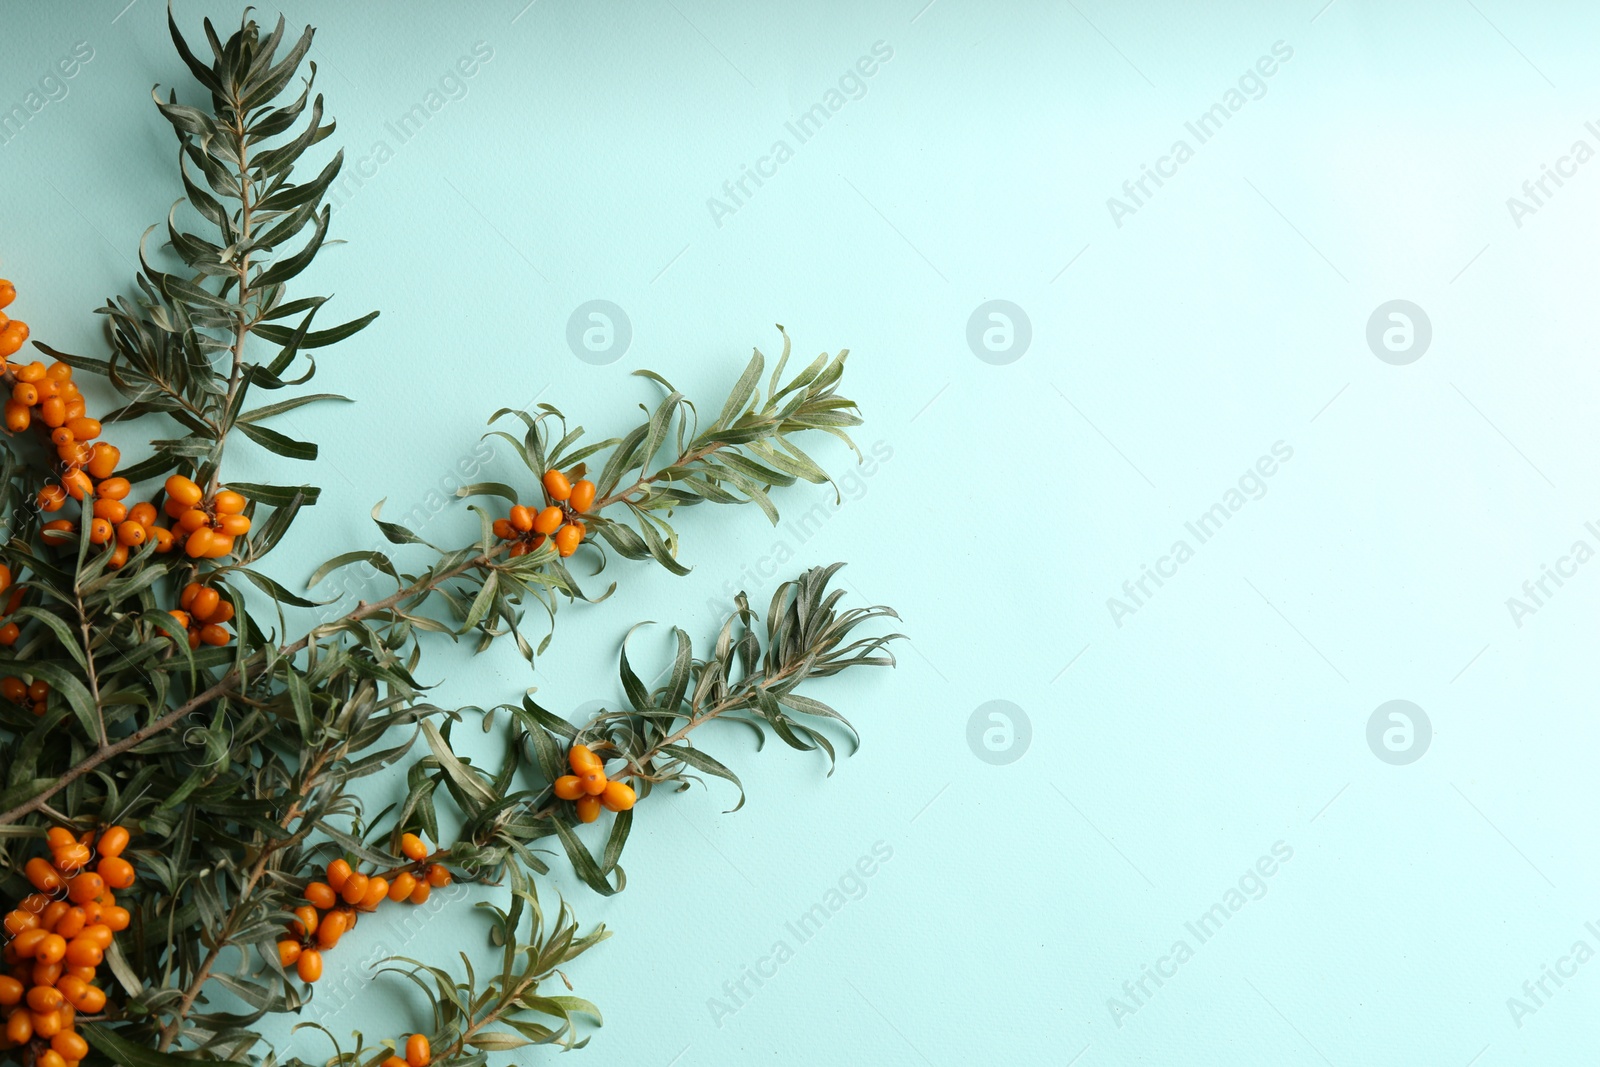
365, 565, 901, 900
0, 8, 900, 1065
471, 330, 859, 583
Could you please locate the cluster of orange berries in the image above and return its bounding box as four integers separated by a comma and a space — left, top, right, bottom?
0, 281, 29, 363
0, 675, 50, 718
0, 826, 135, 1066
493, 468, 596, 558
0, 564, 25, 648
161, 475, 251, 559
276, 834, 450, 985
552, 744, 636, 823
378, 1033, 432, 1067
169, 581, 234, 649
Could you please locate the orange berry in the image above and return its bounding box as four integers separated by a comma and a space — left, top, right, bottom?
28, 680, 47, 702
533, 506, 563, 535
405, 1033, 432, 1067
359, 877, 389, 911
277, 940, 302, 968
492, 518, 513, 539
38, 395, 65, 427
10, 382, 37, 406
73, 984, 105, 1013
508, 505, 533, 532
542, 468, 572, 501
97, 857, 135, 890
25, 858, 62, 893
11, 928, 48, 957
383, 1059, 409, 1067
207, 599, 234, 624
92, 499, 127, 523
0, 281, 13, 309
290, 906, 318, 939
400, 833, 428, 862
204, 534, 235, 559
568, 744, 601, 775
150, 525, 175, 553
315, 909, 348, 948
51, 1030, 88, 1061
87, 519, 112, 545
580, 769, 607, 796
65, 416, 100, 441
296, 948, 323, 983
190, 587, 219, 622
127, 501, 156, 526
53, 844, 91, 870
304, 882, 337, 910
87, 442, 119, 479
5, 1007, 32, 1044
30, 1008, 63, 1038
0, 322, 29, 359
26, 986, 63, 1013
340, 872, 369, 906
198, 624, 229, 647
568, 479, 596, 513
0, 677, 21, 703
217, 513, 251, 536
600, 780, 637, 812
183, 527, 215, 558
98, 824, 129, 858
0, 622, 19, 646
45, 360, 69, 380
3, 911, 37, 938
553, 775, 585, 800
34, 934, 66, 965
0, 977, 19, 1007
4, 400, 30, 432
508, 541, 528, 557
164, 475, 203, 507
97, 477, 130, 501
14, 360, 43, 383
58, 440, 93, 469
66, 874, 103, 905
388, 872, 417, 902
425, 864, 451, 888
40, 901, 69, 930
177, 508, 210, 532
554, 524, 582, 557
575, 795, 602, 823
61, 470, 91, 501
78, 924, 113, 952
213, 489, 246, 514
116, 521, 147, 547
326, 859, 352, 891
63, 938, 102, 968
100, 906, 130, 933
40, 519, 74, 546
408, 880, 432, 905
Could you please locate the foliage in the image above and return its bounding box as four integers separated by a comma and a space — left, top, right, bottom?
0, 9, 899, 1066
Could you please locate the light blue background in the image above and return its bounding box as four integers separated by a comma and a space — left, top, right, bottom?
6, 1, 1600, 1063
